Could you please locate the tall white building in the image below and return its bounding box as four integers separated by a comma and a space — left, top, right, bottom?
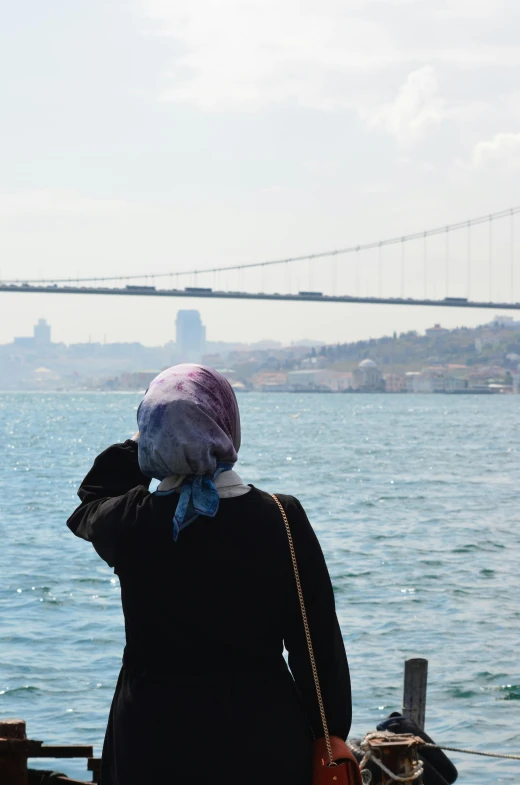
176, 310, 206, 362
34, 318, 51, 344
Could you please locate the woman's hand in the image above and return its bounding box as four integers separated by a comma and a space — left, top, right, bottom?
132, 431, 140, 441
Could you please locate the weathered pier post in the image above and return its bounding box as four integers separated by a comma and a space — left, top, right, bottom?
403, 658, 428, 730
0, 718, 28, 785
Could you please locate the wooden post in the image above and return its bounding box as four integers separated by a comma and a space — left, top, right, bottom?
403, 658, 428, 730
0, 719, 28, 785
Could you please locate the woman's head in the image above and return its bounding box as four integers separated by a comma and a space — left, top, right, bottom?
137, 364, 241, 480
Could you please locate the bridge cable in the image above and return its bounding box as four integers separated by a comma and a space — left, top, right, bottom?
4, 204, 520, 286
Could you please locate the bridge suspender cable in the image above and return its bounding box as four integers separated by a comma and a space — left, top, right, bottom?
4, 204, 520, 286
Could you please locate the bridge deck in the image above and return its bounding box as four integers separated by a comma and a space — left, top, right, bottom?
1, 284, 519, 310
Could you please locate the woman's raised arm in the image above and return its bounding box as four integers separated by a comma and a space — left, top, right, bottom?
67, 439, 150, 567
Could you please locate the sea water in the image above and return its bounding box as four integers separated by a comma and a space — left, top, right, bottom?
1, 392, 519, 781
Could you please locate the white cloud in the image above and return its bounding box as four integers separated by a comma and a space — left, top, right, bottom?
504, 92, 520, 122
362, 181, 391, 195
433, 0, 508, 19
362, 66, 446, 144
472, 133, 520, 170
141, 0, 520, 116
146, 0, 392, 111
0, 190, 127, 217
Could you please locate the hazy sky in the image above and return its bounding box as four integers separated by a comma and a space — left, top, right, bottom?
1, 0, 520, 346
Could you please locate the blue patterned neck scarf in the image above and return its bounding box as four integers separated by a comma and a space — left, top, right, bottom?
156, 462, 234, 541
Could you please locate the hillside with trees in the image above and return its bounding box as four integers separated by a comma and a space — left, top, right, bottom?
310, 323, 520, 374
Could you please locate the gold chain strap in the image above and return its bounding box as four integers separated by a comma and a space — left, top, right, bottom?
271, 494, 335, 768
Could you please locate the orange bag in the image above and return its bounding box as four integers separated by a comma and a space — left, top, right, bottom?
312, 736, 363, 785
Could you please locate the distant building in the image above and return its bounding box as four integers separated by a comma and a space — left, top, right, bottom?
251, 371, 290, 391
287, 369, 352, 391
290, 339, 327, 348
405, 369, 445, 393
513, 365, 520, 394
475, 332, 501, 353
118, 371, 161, 390
176, 310, 206, 362
486, 315, 520, 329
249, 340, 282, 350
300, 355, 327, 369
34, 318, 51, 344
12, 336, 34, 349
384, 373, 406, 393
445, 376, 467, 392
31, 366, 59, 386
14, 318, 52, 348
425, 324, 449, 337
405, 372, 421, 393
353, 359, 384, 391
202, 353, 224, 368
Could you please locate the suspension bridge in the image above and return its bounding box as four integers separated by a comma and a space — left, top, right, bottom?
2, 205, 519, 311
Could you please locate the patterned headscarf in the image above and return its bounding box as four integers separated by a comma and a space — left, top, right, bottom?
137, 364, 241, 539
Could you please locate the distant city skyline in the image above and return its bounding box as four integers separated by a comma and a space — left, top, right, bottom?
1, 299, 515, 349
2, 309, 518, 393
5, 314, 322, 352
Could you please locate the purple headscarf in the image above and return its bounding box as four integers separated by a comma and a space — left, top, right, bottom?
137, 365, 241, 540
137, 364, 241, 479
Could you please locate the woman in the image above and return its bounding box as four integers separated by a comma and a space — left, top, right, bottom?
68, 364, 352, 785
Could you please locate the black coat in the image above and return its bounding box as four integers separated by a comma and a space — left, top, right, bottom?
67, 441, 351, 785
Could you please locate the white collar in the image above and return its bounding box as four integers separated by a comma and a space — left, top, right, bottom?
157, 469, 251, 499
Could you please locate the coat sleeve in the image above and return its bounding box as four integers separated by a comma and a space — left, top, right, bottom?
281, 496, 352, 741
66, 440, 151, 568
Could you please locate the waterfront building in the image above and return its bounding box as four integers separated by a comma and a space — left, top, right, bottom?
251, 371, 290, 391
352, 359, 384, 391
383, 373, 406, 393
287, 369, 351, 391
406, 369, 445, 393
176, 310, 206, 362
513, 366, 520, 394
30, 366, 60, 387
405, 372, 420, 393
336, 372, 353, 391
445, 376, 466, 392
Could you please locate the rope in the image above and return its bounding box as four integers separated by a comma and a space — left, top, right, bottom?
421, 743, 520, 761
359, 732, 425, 782
353, 731, 520, 784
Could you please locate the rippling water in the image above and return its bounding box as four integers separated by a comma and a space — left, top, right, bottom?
1, 392, 519, 781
